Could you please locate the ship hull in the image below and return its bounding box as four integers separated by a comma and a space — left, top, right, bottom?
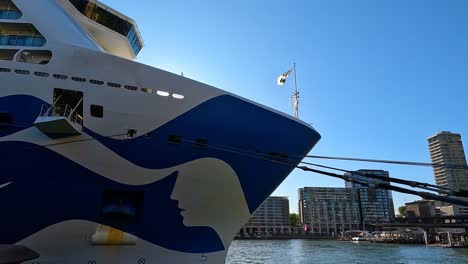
0, 1, 321, 263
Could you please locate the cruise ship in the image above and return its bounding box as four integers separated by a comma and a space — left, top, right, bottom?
0, 0, 321, 263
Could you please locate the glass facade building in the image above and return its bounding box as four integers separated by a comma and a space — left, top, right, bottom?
244, 196, 290, 227
345, 170, 396, 226
298, 187, 360, 236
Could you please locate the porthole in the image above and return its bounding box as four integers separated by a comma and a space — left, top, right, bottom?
34, 71, 49, 77
107, 82, 121, 88
125, 85, 138, 91
142, 88, 154, 94
90, 79, 104, 85
0, 68, 11, 72
14, 69, 29, 75
71, 77, 86, 82
172, 93, 184, 99
53, 74, 68, 80
156, 90, 169, 96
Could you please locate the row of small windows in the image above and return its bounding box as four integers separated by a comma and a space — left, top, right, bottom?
0, 49, 52, 64
0, 66, 185, 99
0, 0, 22, 19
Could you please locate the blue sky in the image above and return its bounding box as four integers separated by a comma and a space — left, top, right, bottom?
102, 0, 468, 213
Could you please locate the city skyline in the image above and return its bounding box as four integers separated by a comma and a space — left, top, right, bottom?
101, 0, 468, 213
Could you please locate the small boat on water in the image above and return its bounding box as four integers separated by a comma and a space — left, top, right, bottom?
350, 231, 372, 242
352, 236, 368, 242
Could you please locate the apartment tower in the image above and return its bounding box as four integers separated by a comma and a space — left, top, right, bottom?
428, 131, 468, 193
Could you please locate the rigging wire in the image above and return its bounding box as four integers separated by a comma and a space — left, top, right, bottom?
11, 131, 468, 205
299, 161, 457, 194
306, 154, 468, 170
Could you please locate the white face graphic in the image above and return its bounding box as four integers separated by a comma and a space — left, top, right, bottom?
170, 158, 250, 247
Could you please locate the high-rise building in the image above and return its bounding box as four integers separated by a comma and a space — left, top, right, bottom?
298, 187, 360, 236
428, 131, 468, 193
345, 170, 396, 226
243, 196, 290, 227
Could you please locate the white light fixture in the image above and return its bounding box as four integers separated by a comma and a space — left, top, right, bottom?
157, 91, 169, 97
172, 93, 184, 99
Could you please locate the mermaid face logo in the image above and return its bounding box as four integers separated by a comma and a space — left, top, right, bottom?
170, 158, 251, 248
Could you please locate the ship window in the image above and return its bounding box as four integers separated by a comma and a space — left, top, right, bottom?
156, 90, 169, 97
107, 82, 121, 88
0, 67, 10, 72
71, 77, 86, 82
14, 69, 29, 75
70, 0, 132, 36
0, 0, 22, 19
16, 50, 52, 64
168, 135, 183, 144
142, 88, 153, 94
127, 129, 137, 138
0, 23, 46, 46
0, 113, 12, 124
53, 74, 68, 80
124, 85, 138, 91
172, 93, 184, 100
101, 190, 143, 219
34, 71, 49, 77
90, 79, 103, 85
127, 27, 142, 55
0, 49, 18, 61
90, 104, 103, 118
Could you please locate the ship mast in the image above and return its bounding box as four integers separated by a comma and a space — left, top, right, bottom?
292, 63, 299, 119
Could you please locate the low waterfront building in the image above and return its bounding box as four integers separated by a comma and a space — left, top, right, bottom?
405, 200, 436, 218
345, 170, 396, 228
298, 187, 360, 236
241, 196, 291, 236
436, 205, 468, 217
405, 200, 436, 223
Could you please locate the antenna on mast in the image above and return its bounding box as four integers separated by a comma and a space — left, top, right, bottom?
277, 63, 299, 118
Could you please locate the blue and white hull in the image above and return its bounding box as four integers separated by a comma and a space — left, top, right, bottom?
0, 1, 321, 263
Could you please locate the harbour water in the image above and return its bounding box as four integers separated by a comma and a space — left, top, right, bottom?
226, 240, 468, 264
